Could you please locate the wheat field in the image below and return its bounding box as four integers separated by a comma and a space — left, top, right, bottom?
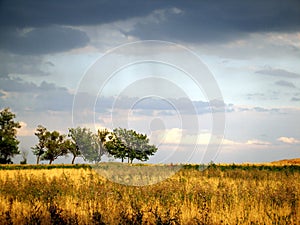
0, 164, 299, 224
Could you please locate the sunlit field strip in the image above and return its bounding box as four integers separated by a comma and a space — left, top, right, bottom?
0, 164, 299, 224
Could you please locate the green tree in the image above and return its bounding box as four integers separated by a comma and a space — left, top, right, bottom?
96, 128, 110, 161
0, 108, 21, 164
104, 133, 127, 162
65, 131, 80, 164
65, 139, 79, 164
32, 125, 48, 164
41, 130, 67, 164
105, 128, 158, 163
68, 127, 103, 163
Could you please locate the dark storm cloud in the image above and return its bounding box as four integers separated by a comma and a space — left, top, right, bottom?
0, 77, 73, 111
0, 0, 160, 28
0, 0, 300, 51
127, 0, 300, 43
256, 68, 300, 78
275, 80, 297, 88
0, 26, 89, 55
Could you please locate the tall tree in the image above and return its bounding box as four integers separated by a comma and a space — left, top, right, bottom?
32, 125, 48, 164
0, 108, 21, 164
65, 139, 79, 164
64, 133, 80, 164
105, 128, 158, 163
68, 127, 101, 163
96, 128, 110, 161
41, 130, 67, 164
105, 134, 127, 162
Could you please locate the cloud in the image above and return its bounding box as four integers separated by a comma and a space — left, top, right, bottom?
0, 26, 89, 55
151, 128, 240, 146
0, 53, 51, 77
151, 128, 273, 148
246, 139, 271, 145
0, 77, 65, 93
0, 0, 300, 49
0, 91, 5, 98
0, 0, 161, 28
277, 136, 300, 144
126, 1, 300, 43
275, 80, 297, 88
94, 96, 225, 115
18, 121, 35, 136
256, 68, 300, 78
234, 106, 280, 114
0, 77, 74, 111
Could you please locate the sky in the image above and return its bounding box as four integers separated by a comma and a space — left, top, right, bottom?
0, 0, 299, 164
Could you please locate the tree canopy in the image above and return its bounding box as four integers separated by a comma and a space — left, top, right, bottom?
32, 126, 76, 164
29, 126, 159, 164
105, 128, 158, 163
0, 108, 21, 164
68, 127, 108, 163
41, 130, 68, 164
32, 125, 48, 164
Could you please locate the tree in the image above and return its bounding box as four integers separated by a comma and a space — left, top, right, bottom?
0, 108, 21, 164
105, 128, 158, 163
104, 133, 127, 162
41, 130, 67, 164
64, 135, 80, 164
32, 125, 48, 164
68, 127, 102, 163
96, 128, 110, 161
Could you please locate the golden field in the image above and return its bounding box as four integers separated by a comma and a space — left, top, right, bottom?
0, 164, 299, 225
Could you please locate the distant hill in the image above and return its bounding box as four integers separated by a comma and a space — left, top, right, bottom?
271, 158, 300, 165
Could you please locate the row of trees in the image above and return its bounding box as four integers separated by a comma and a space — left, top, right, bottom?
31, 126, 109, 164
0, 108, 158, 164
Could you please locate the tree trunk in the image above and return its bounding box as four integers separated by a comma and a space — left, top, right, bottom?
71, 155, 76, 164
127, 157, 130, 163
121, 157, 124, 163
36, 156, 40, 164
49, 159, 53, 164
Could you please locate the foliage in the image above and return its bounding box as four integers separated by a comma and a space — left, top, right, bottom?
63, 138, 78, 164
31, 125, 48, 164
0, 108, 21, 164
97, 128, 110, 160
105, 128, 158, 163
68, 127, 104, 163
32, 126, 85, 164
0, 166, 299, 224
41, 130, 68, 164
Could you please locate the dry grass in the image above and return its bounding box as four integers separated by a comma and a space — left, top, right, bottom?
0, 165, 299, 224
271, 158, 300, 165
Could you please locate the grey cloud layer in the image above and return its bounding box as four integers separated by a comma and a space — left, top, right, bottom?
256, 68, 300, 78
0, 26, 89, 55
1, 0, 300, 32
1, 0, 300, 54
0, 75, 286, 115
0, 77, 73, 111
275, 80, 297, 88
